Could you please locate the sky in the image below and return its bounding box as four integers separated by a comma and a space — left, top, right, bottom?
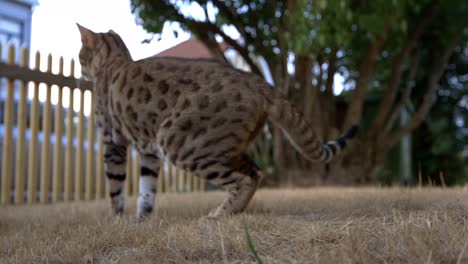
30, 0, 191, 114
31, 0, 190, 66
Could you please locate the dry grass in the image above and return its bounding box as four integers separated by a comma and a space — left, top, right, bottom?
2, 187, 468, 263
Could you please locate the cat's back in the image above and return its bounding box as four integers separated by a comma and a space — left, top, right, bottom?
135, 56, 265, 88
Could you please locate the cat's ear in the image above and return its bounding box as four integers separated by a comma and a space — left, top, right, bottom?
77, 23, 96, 49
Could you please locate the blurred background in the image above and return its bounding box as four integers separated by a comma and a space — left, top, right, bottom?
1, 0, 467, 190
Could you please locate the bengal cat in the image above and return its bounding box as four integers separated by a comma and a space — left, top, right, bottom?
77, 24, 357, 219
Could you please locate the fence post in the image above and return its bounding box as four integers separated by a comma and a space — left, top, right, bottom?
85, 92, 95, 201
126, 148, 132, 197
1, 44, 15, 205
166, 163, 173, 192
64, 60, 75, 201
75, 86, 85, 201
14, 46, 29, 204
27, 51, 41, 204
95, 132, 105, 199
40, 54, 53, 203
157, 166, 164, 193
132, 152, 140, 196
200, 178, 206, 192
52, 57, 64, 202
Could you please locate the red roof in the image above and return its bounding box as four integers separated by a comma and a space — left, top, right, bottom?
154, 39, 229, 59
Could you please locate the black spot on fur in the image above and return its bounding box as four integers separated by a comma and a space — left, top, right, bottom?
156, 63, 164, 70
236, 105, 248, 113
192, 83, 201, 92
193, 153, 211, 162
221, 178, 237, 186
137, 86, 151, 104
107, 172, 126, 181
109, 189, 122, 198
181, 99, 191, 110
179, 119, 193, 131
206, 171, 219, 180
200, 160, 218, 170
193, 128, 207, 139
170, 153, 178, 163
119, 73, 128, 91
175, 137, 186, 150
127, 88, 134, 99
198, 96, 210, 110
158, 99, 167, 110
214, 100, 227, 113
180, 147, 196, 161
178, 79, 193, 85
125, 105, 137, 120
111, 72, 121, 84
212, 117, 227, 128
189, 162, 198, 171
234, 92, 242, 102
158, 80, 169, 94
217, 146, 237, 157
211, 82, 223, 93
115, 102, 122, 113
143, 73, 154, 82
147, 112, 158, 124
162, 120, 172, 128
166, 134, 175, 147
141, 166, 157, 177
131, 66, 142, 79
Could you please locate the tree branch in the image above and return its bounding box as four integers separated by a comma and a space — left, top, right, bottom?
210, 0, 254, 44
370, 3, 437, 133
386, 37, 459, 148
325, 46, 338, 99
385, 50, 421, 132
145, 1, 263, 76
343, 21, 389, 130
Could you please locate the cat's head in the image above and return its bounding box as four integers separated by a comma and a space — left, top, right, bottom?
77, 24, 132, 80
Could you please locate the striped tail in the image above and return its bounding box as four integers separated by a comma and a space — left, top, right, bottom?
265, 95, 358, 163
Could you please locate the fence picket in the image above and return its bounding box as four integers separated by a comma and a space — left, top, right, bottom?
95, 132, 105, 199
125, 148, 132, 197
52, 57, 64, 202
200, 178, 206, 192
157, 167, 164, 193
1, 44, 15, 204
39, 54, 53, 203
75, 87, 85, 201
64, 60, 75, 201
132, 152, 140, 196
14, 47, 29, 204
194, 173, 200, 192
187, 171, 193, 192
85, 92, 95, 201
27, 51, 41, 204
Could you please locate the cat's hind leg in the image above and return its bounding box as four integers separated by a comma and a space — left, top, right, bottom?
191, 155, 262, 217
137, 153, 161, 219
103, 142, 128, 215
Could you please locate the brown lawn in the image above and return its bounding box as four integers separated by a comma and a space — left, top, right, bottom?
1, 187, 468, 263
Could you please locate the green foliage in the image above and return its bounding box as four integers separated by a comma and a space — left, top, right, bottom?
411, 44, 468, 185
130, 0, 468, 183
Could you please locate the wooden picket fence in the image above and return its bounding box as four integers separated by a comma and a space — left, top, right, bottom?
0, 43, 205, 205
